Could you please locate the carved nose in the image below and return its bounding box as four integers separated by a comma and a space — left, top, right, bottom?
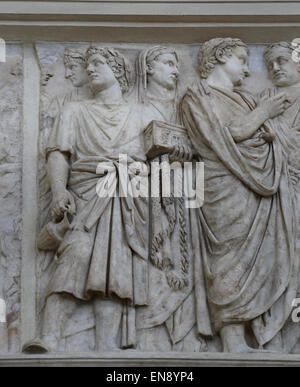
65, 69, 71, 79
87, 65, 94, 74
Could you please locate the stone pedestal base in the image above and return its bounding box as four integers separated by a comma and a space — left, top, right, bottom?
1, 352, 300, 367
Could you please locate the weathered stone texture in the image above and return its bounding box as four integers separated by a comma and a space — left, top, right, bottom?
0, 44, 23, 353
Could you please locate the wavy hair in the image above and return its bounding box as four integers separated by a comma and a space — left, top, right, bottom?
198, 37, 248, 79
86, 46, 132, 94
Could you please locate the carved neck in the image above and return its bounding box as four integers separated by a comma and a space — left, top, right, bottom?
279, 81, 300, 92
77, 83, 91, 98
206, 67, 234, 92
146, 81, 176, 100
93, 83, 123, 104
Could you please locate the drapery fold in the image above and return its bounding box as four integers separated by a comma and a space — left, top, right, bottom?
180, 81, 297, 346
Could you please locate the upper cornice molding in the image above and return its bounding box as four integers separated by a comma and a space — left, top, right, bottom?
0, 1, 300, 43
0, 1, 299, 21
2, 0, 300, 2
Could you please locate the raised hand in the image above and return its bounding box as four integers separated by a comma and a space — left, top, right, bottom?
258, 92, 289, 119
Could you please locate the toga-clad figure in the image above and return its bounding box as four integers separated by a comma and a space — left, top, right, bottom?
39, 48, 93, 227
25, 47, 149, 352
136, 46, 212, 352
43, 48, 92, 129
180, 38, 298, 353
262, 42, 300, 353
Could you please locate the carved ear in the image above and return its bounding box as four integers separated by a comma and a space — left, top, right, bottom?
215, 48, 227, 64
146, 63, 154, 75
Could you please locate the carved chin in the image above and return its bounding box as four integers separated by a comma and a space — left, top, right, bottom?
275, 81, 287, 87
273, 77, 289, 87
91, 81, 102, 92
235, 78, 243, 87
71, 80, 80, 87
165, 81, 177, 90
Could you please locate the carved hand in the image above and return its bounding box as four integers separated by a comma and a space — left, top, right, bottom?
258, 92, 288, 119
51, 189, 76, 222
169, 144, 193, 163
166, 270, 188, 290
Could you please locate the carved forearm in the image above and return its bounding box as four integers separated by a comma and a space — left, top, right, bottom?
47, 151, 70, 196
228, 107, 269, 142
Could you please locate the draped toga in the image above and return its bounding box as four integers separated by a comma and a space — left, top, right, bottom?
45, 99, 149, 310
180, 81, 298, 347
261, 86, 300, 352
136, 99, 212, 348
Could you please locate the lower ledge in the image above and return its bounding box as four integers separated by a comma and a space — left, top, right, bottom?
0, 351, 300, 367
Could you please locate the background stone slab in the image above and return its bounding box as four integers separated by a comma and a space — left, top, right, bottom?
0, 43, 23, 354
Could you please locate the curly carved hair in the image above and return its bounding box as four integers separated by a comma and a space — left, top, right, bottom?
145, 46, 179, 68
198, 37, 248, 79
263, 42, 294, 66
86, 46, 132, 94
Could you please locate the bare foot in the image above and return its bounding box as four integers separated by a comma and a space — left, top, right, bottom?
220, 324, 278, 354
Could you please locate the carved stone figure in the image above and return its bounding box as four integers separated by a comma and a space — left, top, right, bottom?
137, 46, 179, 125
42, 48, 92, 129
263, 42, 300, 188
25, 47, 149, 352
180, 37, 298, 353
36, 50, 94, 349
39, 48, 93, 227
262, 42, 300, 353
13, 39, 300, 359
136, 46, 212, 352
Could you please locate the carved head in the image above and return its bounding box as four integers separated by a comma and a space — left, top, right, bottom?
198, 38, 249, 87
264, 42, 300, 87
86, 47, 132, 94
137, 46, 179, 103
145, 46, 179, 91
63, 48, 89, 87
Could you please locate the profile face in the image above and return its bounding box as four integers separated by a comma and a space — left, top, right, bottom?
86, 53, 118, 93
147, 53, 179, 90
64, 61, 89, 87
266, 47, 300, 87
222, 46, 249, 87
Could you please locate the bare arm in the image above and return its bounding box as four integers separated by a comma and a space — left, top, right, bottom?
47, 151, 69, 195
47, 151, 76, 220
228, 93, 287, 142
